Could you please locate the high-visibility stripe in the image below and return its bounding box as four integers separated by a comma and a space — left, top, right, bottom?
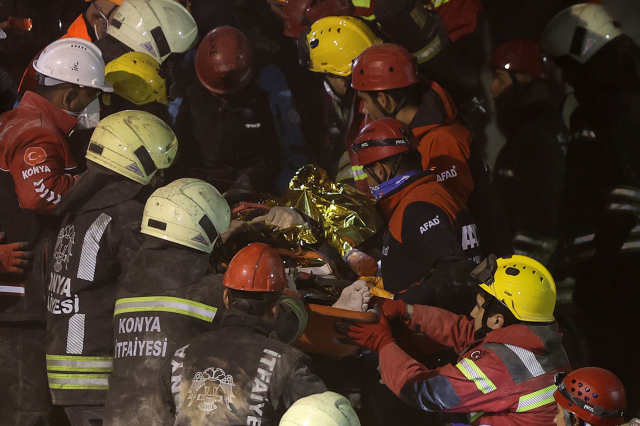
114, 297, 217, 322
504, 344, 545, 378
469, 411, 484, 422
431, 0, 451, 7
279, 298, 307, 344
66, 313, 85, 355
352, 165, 368, 181
573, 233, 594, 245
0, 284, 25, 295
77, 213, 112, 281
47, 372, 109, 390
606, 203, 640, 214
610, 187, 640, 203
46, 355, 113, 372
516, 385, 556, 412
621, 240, 640, 251
414, 35, 443, 64
351, 0, 371, 7
512, 234, 556, 251
455, 358, 497, 394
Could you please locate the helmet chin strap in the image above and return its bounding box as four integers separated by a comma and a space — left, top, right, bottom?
474, 297, 496, 340
372, 92, 407, 119
364, 154, 405, 186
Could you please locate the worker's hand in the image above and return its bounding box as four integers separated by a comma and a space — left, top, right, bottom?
332, 280, 371, 312
347, 310, 394, 352
369, 297, 406, 320
220, 220, 252, 243
0, 233, 31, 274
623, 419, 640, 426
254, 207, 305, 229
344, 249, 378, 277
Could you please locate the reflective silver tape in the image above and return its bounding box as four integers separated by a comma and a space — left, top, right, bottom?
77, 213, 112, 281
504, 344, 545, 378
66, 313, 85, 355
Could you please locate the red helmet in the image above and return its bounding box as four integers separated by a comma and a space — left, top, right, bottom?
351, 117, 416, 166
195, 26, 253, 94
283, 0, 352, 38
554, 367, 626, 426
351, 43, 419, 91
490, 39, 558, 80
223, 243, 288, 292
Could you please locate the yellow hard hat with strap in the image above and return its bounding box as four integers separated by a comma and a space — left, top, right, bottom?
472, 254, 556, 322
306, 16, 379, 76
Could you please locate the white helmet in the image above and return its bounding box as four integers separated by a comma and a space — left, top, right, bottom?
540, 3, 623, 64
141, 178, 231, 253
279, 392, 360, 426
107, 0, 198, 63
33, 37, 113, 92
86, 110, 177, 185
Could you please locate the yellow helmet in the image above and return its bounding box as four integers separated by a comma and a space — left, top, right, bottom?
474, 255, 556, 322
279, 391, 360, 426
86, 110, 178, 185
306, 16, 379, 76
141, 178, 231, 253
105, 52, 168, 106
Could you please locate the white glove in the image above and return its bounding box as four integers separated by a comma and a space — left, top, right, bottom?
254, 207, 306, 229
332, 280, 371, 312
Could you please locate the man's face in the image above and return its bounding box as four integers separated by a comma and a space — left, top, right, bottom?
490, 69, 514, 99
325, 74, 350, 97
470, 293, 486, 332
554, 403, 567, 426
66, 87, 101, 113
358, 91, 385, 121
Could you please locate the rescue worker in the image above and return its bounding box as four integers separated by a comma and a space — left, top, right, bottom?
348, 254, 571, 425
303, 16, 380, 192
351, 42, 496, 254
18, 0, 123, 96
350, 117, 480, 308
282, 0, 353, 38
279, 391, 360, 426
489, 39, 566, 265
541, 4, 640, 410
45, 110, 177, 425
554, 368, 627, 426
94, 0, 198, 64
104, 178, 231, 425
0, 37, 112, 425
102, 52, 170, 122
156, 242, 327, 425
172, 26, 282, 194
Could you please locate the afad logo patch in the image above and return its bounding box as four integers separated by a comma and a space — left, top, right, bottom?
24, 147, 47, 166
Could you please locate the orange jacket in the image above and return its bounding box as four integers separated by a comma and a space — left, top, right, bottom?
18, 14, 92, 96
410, 81, 474, 203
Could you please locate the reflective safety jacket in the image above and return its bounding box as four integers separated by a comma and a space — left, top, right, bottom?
379, 305, 571, 425
379, 170, 481, 298
156, 311, 327, 426
45, 173, 146, 406
0, 92, 78, 321
104, 238, 225, 425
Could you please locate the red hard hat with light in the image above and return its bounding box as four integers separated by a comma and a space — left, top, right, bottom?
351, 117, 416, 166
195, 26, 253, 94
351, 43, 420, 91
491, 38, 558, 81
223, 243, 288, 292
554, 367, 626, 426
283, 0, 352, 38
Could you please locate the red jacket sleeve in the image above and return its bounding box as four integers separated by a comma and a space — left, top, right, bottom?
409, 304, 475, 353
8, 128, 77, 214
379, 342, 512, 414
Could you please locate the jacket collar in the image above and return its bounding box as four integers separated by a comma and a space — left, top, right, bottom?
378, 169, 436, 220
221, 310, 275, 336
20, 91, 78, 134
408, 81, 457, 138
483, 322, 563, 356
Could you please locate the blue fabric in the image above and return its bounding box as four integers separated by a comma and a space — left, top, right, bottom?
370, 170, 421, 200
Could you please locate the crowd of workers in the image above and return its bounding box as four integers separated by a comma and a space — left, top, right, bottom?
0, 0, 639, 425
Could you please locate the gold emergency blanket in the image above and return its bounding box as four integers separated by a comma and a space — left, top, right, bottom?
280, 165, 383, 257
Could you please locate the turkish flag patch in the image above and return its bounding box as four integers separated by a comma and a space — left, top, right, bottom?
24, 147, 47, 166
469, 349, 486, 361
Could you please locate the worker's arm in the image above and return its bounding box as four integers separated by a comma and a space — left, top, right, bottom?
407, 304, 476, 353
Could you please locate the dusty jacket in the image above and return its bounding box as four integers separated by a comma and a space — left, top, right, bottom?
380, 305, 571, 426
45, 169, 146, 405
0, 92, 78, 321
156, 311, 327, 426
104, 237, 225, 425
379, 170, 481, 302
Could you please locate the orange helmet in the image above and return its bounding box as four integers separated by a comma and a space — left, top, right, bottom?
555, 368, 626, 426
351, 117, 416, 166
223, 243, 288, 292
195, 26, 253, 94
351, 43, 420, 91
